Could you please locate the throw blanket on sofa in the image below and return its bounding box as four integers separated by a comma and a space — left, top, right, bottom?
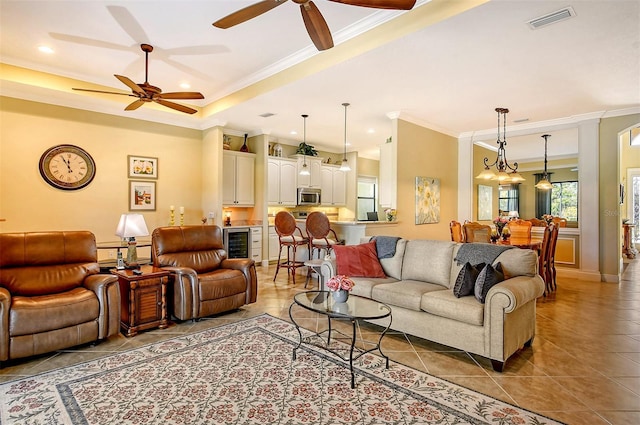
372, 236, 401, 259
454, 243, 514, 266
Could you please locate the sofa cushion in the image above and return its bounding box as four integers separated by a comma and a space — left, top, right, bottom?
453, 262, 485, 298
372, 280, 445, 311
401, 240, 456, 287
333, 241, 385, 278
474, 263, 505, 303
379, 239, 406, 280
420, 290, 484, 326
349, 277, 398, 298
494, 248, 538, 277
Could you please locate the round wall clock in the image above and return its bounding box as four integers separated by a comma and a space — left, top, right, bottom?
39, 144, 96, 190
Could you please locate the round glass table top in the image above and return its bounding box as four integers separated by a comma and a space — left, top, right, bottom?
293, 291, 391, 320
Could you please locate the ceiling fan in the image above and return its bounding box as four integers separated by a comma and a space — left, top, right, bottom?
72, 44, 204, 115
213, 0, 417, 51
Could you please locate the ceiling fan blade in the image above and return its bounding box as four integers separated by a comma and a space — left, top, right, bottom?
155, 99, 198, 115
328, 0, 416, 10
213, 0, 288, 29
301, 1, 334, 51
115, 75, 147, 96
125, 99, 147, 111
159, 92, 205, 100
72, 87, 137, 97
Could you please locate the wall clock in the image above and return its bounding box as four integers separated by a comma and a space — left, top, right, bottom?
39, 144, 96, 190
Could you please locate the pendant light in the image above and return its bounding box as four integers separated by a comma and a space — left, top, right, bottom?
535, 134, 553, 190
339, 102, 351, 172
299, 114, 310, 176
476, 107, 524, 183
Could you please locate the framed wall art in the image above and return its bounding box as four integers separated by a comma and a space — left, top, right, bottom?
415, 176, 440, 225
129, 180, 156, 211
477, 184, 493, 220
128, 155, 158, 179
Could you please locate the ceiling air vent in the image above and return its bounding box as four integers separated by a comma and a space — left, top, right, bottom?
528, 7, 576, 30
259, 112, 275, 118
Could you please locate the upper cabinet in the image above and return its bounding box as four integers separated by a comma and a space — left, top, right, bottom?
268, 157, 298, 206
320, 165, 346, 206
223, 151, 255, 206
293, 155, 322, 188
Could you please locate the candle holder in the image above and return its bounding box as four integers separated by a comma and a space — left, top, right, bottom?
169, 210, 175, 226
224, 213, 231, 226
180, 213, 184, 226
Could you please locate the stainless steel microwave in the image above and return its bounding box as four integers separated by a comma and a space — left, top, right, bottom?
297, 188, 321, 206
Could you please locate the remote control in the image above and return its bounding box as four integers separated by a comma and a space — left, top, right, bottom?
132, 269, 143, 275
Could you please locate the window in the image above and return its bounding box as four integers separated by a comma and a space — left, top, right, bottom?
498, 184, 519, 215
551, 181, 578, 221
357, 176, 377, 221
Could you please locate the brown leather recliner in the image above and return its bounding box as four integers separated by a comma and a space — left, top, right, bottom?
0, 231, 120, 365
152, 225, 257, 321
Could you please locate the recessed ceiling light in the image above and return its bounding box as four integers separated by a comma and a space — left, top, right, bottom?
290, 130, 298, 135
38, 45, 54, 54
367, 128, 375, 134
179, 82, 191, 89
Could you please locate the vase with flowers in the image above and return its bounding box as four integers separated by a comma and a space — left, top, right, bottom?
493, 216, 509, 236
326, 275, 355, 302
542, 214, 554, 225
384, 208, 397, 222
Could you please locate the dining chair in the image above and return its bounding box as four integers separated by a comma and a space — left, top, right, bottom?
552, 217, 568, 227
462, 222, 491, 243
538, 223, 555, 295
273, 211, 309, 285
449, 220, 464, 243
507, 219, 532, 245
305, 211, 343, 259
527, 218, 547, 227
546, 223, 560, 292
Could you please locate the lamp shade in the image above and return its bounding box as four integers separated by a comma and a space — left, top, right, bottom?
115, 214, 149, 238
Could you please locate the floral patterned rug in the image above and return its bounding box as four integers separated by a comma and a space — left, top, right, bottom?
0, 314, 564, 424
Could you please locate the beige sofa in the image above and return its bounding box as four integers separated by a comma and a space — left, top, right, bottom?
321, 238, 545, 371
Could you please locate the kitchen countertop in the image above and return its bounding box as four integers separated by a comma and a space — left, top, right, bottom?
222, 220, 262, 229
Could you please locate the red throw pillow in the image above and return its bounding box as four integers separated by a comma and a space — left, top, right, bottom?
333, 241, 386, 278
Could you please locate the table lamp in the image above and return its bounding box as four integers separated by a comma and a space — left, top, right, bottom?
115, 213, 149, 269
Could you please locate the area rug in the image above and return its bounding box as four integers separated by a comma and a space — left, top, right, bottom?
0, 314, 564, 424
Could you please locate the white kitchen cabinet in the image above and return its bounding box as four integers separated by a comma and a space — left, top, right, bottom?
294, 155, 322, 188
223, 151, 255, 206
268, 157, 297, 206
268, 226, 279, 261
320, 165, 346, 206
250, 227, 262, 264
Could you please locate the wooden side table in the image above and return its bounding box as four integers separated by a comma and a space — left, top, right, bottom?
112, 265, 171, 337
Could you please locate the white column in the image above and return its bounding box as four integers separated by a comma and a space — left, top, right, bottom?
578, 119, 601, 281
458, 136, 474, 222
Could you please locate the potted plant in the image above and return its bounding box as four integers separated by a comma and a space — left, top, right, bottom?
296, 142, 318, 156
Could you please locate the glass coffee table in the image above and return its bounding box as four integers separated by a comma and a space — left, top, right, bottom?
289, 290, 392, 388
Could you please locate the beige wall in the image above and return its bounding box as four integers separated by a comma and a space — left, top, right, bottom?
391, 119, 457, 240
0, 97, 203, 246
599, 114, 640, 277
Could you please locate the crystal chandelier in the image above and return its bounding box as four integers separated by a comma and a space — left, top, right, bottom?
535, 134, 553, 190
476, 108, 524, 183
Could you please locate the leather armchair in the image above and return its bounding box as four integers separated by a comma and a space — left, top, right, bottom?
0, 231, 120, 365
151, 225, 257, 321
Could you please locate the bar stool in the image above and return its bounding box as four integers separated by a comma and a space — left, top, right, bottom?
273, 211, 309, 285
305, 211, 343, 259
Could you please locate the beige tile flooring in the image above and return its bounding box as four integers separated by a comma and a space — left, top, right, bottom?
2, 261, 639, 425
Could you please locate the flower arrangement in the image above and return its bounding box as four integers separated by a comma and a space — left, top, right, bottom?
384, 208, 397, 222
542, 214, 554, 225
326, 275, 355, 292
493, 216, 509, 235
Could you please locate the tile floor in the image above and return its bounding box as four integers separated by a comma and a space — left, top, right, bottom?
1, 261, 639, 424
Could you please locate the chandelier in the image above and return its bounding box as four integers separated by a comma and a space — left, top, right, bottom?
535, 134, 553, 190
476, 108, 524, 183
339, 102, 351, 172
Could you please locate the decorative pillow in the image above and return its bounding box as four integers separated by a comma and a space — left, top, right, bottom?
474, 262, 504, 303
333, 241, 386, 278
453, 262, 485, 298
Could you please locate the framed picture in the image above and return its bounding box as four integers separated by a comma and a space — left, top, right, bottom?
478, 185, 493, 220
128, 155, 158, 179
415, 176, 440, 225
129, 180, 156, 211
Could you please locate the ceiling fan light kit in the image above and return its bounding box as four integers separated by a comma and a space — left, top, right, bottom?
213, 0, 417, 51
72, 44, 204, 114
475, 107, 524, 184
